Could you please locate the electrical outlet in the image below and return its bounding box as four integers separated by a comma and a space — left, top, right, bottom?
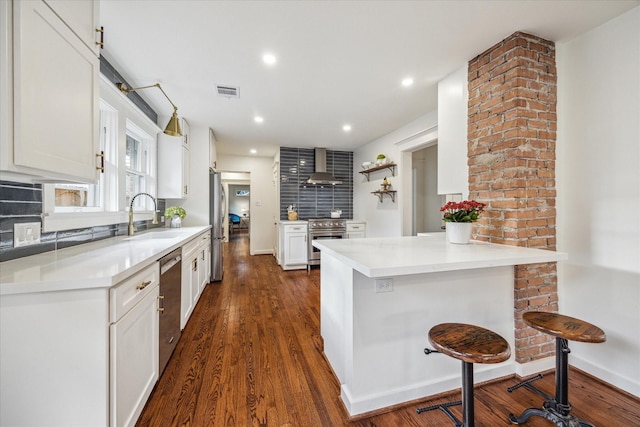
14, 222, 41, 247
374, 278, 393, 293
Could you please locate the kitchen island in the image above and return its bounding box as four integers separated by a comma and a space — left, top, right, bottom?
313, 234, 567, 416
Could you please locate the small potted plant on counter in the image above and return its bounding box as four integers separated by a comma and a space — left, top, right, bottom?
440, 200, 486, 244
165, 206, 187, 228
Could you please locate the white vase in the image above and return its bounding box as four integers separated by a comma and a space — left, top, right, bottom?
446, 222, 472, 244
170, 215, 182, 228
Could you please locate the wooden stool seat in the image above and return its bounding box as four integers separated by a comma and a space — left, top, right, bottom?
509, 312, 606, 426
418, 323, 510, 427
429, 323, 511, 364
522, 311, 606, 343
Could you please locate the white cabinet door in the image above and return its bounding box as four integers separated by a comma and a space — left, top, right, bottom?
158, 119, 190, 199
180, 252, 195, 329
10, 0, 99, 182
199, 233, 211, 293
110, 285, 159, 427
284, 232, 307, 266
44, 0, 100, 55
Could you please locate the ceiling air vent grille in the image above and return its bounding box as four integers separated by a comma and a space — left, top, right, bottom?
216, 85, 240, 98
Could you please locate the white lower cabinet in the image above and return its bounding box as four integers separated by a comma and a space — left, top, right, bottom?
280, 222, 308, 270
109, 262, 160, 427
181, 230, 210, 329
346, 221, 366, 239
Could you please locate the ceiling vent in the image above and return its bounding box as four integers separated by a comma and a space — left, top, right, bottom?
216, 85, 240, 98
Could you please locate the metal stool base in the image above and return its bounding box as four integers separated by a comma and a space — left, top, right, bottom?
508, 339, 594, 427
417, 400, 463, 427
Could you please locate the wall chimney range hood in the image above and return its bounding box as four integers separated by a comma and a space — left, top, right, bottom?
307, 148, 342, 185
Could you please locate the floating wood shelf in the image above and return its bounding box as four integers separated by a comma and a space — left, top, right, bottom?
372, 190, 397, 203
359, 163, 396, 181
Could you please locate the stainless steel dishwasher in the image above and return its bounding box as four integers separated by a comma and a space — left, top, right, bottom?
159, 248, 182, 374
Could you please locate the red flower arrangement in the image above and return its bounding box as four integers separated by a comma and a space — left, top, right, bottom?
440, 200, 486, 222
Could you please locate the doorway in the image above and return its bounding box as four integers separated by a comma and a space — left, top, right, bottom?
412, 145, 444, 234
221, 172, 250, 242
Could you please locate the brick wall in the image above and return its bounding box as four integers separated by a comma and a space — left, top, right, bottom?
467, 32, 558, 363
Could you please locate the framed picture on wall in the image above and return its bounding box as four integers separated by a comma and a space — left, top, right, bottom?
235, 190, 249, 197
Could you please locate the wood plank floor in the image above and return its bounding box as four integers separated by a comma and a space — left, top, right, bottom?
136, 233, 640, 426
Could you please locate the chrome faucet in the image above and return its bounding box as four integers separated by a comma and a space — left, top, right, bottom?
128, 192, 159, 236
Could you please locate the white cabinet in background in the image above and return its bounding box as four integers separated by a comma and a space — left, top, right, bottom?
281, 222, 308, 270
437, 64, 469, 199
346, 221, 366, 239
109, 262, 160, 427
158, 118, 190, 199
0, 0, 100, 183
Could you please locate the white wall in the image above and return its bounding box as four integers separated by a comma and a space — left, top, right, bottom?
217, 154, 276, 255
557, 5, 640, 396
353, 112, 437, 237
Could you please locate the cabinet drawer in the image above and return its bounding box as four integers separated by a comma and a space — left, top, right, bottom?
284, 224, 307, 233
110, 263, 159, 323
182, 236, 200, 259
347, 223, 365, 232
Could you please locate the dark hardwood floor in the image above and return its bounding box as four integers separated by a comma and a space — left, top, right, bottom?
136, 233, 640, 426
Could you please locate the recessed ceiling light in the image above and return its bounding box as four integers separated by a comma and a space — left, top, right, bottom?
263, 54, 277, 65
402, 77, 414, 87
254, 116, 264, 123
343, 124, 352, 132
250, 149, 257, 154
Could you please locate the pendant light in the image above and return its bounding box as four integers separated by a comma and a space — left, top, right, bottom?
116, 82, 182, 136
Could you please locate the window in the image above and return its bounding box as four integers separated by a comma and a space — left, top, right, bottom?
125, 120, 155, 210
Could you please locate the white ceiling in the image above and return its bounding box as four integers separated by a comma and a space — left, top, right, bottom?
100, 0, 638, 158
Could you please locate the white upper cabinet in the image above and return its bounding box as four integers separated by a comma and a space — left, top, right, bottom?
437, 64, 469, 199
0, 0, 100, 183
44, 0, 101, 55
158, 118, 190, 199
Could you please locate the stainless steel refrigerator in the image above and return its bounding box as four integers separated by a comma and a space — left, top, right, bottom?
210, 170, 224, 281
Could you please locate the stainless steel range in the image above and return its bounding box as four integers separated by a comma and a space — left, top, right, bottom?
307, 218, 347, 267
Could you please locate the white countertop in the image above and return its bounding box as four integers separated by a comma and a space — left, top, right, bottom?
312, 233, 567, 278
0, 226, 211, 295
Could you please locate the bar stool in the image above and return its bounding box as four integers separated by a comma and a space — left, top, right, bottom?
508, 311, 606, 426
417, 323, 511, 427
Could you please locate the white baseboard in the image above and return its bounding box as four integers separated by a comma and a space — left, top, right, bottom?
515, 356, 555, 378
571, 355, 640, 397
341, 362, 516, 416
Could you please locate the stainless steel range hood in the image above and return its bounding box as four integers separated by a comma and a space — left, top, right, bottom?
307, 148, 342, 185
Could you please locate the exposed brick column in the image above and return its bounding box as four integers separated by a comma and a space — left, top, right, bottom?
467, 32, 558, 363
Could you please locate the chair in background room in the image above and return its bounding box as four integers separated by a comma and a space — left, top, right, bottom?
229, 213, 241, 234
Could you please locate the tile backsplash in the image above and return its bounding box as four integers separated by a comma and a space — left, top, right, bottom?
279, 147, 353, 220
0, 181, 164, 262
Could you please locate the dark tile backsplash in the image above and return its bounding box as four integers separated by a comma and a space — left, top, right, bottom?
279, 147, 353, 220
0, 181, 165, 262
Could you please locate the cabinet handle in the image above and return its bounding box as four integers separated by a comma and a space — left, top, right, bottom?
184, 185, 188, 195
157, 295, 164, 312
136, 280, 151, 290
95, 26, 104, 48
192, 259, 198, 271
96, 151, 104, 172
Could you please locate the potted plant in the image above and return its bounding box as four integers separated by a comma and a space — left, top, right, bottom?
440, 200, 486, 244
165, 206, 186, 228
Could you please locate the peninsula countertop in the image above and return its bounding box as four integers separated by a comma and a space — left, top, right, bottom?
0, 226, 211, 295
312, 233, 567, 278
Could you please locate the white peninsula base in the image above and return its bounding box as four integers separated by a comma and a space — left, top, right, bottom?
315, 234, 567, 417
